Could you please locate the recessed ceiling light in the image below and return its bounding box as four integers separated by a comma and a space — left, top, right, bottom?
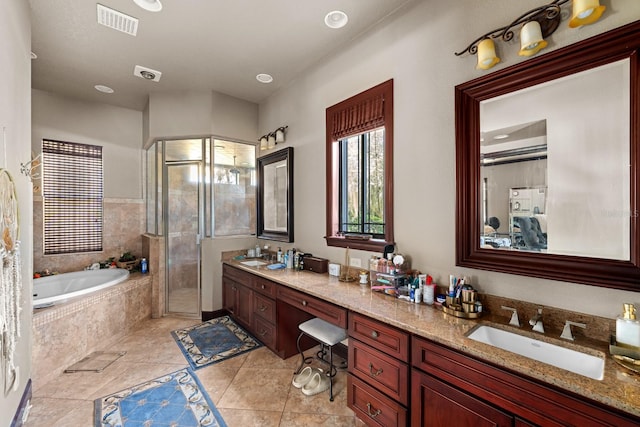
94, 84, 114, 94
494, 134, 510, 140
325, 10, 348, 29
30, 52, 37, 59
256, 73, 273, 84
133, 0, 162, 12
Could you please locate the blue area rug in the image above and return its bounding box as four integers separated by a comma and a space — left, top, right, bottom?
94, 367, 226, 427
171, 315, 263, 370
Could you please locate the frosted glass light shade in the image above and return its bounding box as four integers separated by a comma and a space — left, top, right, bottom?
259, 136, 268, 150
275, 128, 286, 143
569, 0, 606, 28
518, 21, 547, 57
476, 39, 500, 70
267, 133, 276, 149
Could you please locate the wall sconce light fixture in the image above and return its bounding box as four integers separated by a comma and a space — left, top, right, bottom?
456, 0, 605, 70
259, 126, 288, 150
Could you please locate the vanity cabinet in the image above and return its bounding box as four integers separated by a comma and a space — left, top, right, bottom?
222, 265, 254, 329
347, 312, 409, 427
411, 336, 640, 427
222, 277, 253, 329
411, 369, 512, 427
252, 277, 278, 351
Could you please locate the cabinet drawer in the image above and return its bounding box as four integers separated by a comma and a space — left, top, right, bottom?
253, 316, 276, 349
277, 286, 347, 328
253, 276, 277, 298
348, 374, 407, 427
349, 313, 409, 361
253, 292, 276, 323
349, 338, 409, 405
223, 264, 254, 286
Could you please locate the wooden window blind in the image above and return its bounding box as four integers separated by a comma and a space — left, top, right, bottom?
42, 139, 104, 255
330, 93, 385, 141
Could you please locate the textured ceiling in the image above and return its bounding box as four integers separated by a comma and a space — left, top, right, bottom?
29, 0, 413, 111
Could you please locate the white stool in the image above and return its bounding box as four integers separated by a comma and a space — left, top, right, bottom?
296, 317, 347, 401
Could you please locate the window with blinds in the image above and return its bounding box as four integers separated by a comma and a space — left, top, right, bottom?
42, 139, 104, 255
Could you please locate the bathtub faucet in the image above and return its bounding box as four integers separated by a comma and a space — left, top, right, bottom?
86, 262, 101, 270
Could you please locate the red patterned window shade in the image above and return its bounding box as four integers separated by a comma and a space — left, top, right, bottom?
42, 139, 104, 255
331, 93, 385, 141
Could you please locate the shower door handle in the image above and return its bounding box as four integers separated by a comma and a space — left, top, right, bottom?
196, 234, 202, 246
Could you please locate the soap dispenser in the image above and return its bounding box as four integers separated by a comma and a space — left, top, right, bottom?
616, 303, 640, 348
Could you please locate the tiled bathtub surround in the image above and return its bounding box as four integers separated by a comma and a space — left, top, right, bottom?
32, 274, 152, 389
33, 197, 145, 273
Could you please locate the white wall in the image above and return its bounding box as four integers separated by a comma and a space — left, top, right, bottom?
211, 91, 259, 143
258, 0, 640, 318
0, 1, 32, 425
148, 91, 213, 139
31, 89, 143, 199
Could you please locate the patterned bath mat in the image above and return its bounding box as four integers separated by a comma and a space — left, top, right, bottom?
171, 315, 263, 370
94, 367, 226, 427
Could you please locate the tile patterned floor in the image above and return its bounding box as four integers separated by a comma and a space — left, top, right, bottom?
25, 316, 358, 427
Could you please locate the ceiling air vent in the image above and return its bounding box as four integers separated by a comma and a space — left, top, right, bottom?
97, 4, 138, 36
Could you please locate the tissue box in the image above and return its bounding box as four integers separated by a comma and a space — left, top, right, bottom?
303, 257, 328, 273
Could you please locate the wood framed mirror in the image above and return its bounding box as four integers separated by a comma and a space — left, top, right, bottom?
455, 21, 640, 291
257, 147, 294, 242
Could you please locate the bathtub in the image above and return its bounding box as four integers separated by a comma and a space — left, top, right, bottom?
33, 268, 130, 308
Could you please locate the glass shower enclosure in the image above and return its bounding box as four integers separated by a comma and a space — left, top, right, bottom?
146, 137, 256, 317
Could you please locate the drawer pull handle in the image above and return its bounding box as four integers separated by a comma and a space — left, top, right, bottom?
261, 284, 266, 289
371, 331, 379, 339
368, 363, 383, 377
366, 402, 381, 419
259, 305, 267, 312
302, 300, 308, 307
232, 286, 237, 291
260, 329, 267, 337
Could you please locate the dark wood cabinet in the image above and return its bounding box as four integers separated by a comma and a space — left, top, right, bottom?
411, 335, 640, 427
222, 265, 254, 329
411, 369, 512, 427
222, 278, 235, 315
235, 282, 253, 328
222, 277, 253, 329
252, 281, 277, 352
277, 285, 348, 328
347, 374, 408, 427
348, 313, 410, 426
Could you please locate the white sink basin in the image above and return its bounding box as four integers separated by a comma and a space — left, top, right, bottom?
241, 260, 267, 267
466, 325, 604, 380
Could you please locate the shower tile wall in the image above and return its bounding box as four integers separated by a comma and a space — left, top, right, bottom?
167, 166, 198, 292
33, 198, 145, 273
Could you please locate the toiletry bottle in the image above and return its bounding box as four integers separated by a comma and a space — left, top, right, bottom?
286, 250, 293, 269
293, 251, 300, 270
141, 258, 148, 274
277, 247, 283, 263
616, 303, 640, 348
255, 244, 261, 258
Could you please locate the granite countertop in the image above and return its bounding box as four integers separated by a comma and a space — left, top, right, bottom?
225, 260, 640, 418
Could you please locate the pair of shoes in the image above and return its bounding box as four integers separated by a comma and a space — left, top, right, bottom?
302, 371, 330, 396
292, 366, 321, 388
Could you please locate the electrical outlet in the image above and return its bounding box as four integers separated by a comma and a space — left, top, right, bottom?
349, 258, 362, 268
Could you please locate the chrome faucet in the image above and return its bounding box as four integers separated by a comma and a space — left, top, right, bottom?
501, 306, 520, 327
560, 320, 587, 341
529, 308, 545, 333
